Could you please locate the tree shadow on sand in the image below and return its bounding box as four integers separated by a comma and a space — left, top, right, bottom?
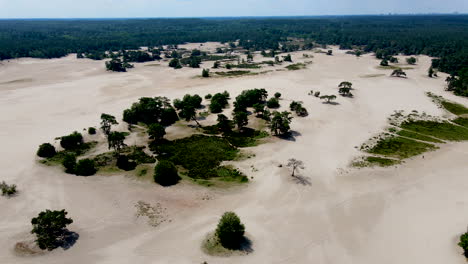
322, 101, 340, 105
292, 174, 312, 186
278, 130, 301, 142
59, 230, 79, 250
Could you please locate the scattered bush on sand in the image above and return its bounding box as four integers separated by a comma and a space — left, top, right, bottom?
60, 132, 84, 150
215, 212, 246, 249
75, 158, 97, 176
1, 181, 17, 197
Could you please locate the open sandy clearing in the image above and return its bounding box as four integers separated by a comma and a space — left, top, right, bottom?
1, 48, 468, 264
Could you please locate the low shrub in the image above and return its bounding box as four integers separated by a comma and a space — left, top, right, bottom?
266, 97, 280, 108
88, 127, 96, 135
1, 181, 17, 197
215, 212, 245, 249
62, 153, 77, 174
37, 143, 56, 158
116, 155, 137, 171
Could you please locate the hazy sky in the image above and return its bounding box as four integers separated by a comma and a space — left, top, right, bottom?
0, 0, 467, 18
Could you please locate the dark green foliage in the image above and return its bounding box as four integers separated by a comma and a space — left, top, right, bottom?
100, 113, 118, 135
391, 69, 407, 77
62, 153, 77, 174
37, 143, 56, 158
365, 156, 400, 167
406, 57, 417, 65
459, 232, 468, 258
107, 131, 126, 152
205, 94, 212, 99
339, 81, 353, 89
289, 101, 308, 117
60, 132, 84, 150
380, 59, 389, 66
266, 98, 280, 108
169, 58, 182, 69
270, 111, 293, 135
31, 209, 73, 251
75, 159, 97, 176
274, 92, 281, 98
88, 127, 96, 135
148, 123, 166, 141
153, 160, 180, 186
234, 88, 268, 112
174, 94, 203, 125
327, 50, 333, 56
283, 54, 292, 62
367, 136, 436, 159
389, 56, 398, 63
339, 87, 352, 97
215, 212, 245, 249
105, 58, 133, 72
428, 66, 435, 77
233, 111, 249, 130
445, 69, 468, 97
209, 92, 230, 113
216, 166, 248, 183
151, 135, 238, 179
215, 70, 252, 77
202, 69, 210, 77
123, 97, 178, 125
0, 181, 17, 197
213, 61, 220, 69
320, 95, 337, 103
123, 50, 156, 63
116, 155, 137, 171
400, 120, 468, 141
217, 114, 234, 133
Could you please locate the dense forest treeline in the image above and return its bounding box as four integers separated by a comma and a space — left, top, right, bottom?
0, 15, 467, 93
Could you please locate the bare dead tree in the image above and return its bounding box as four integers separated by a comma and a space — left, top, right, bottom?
287, 158, 304, 177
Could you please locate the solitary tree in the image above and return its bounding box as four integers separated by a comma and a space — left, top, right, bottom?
215, 212, 245, 249
391, 69, 407, 78
75, 159, 97, 176
406, 57, 417, 65
320, 95, 337, 103
380, 59, 389, 66
327, 50, 333, 56
287, 158, 304, 177
339, 87, 352, 97
338, 81, 353, 89
100, 113, 118, 136
428, 66, 435, 78
459, 231, 468, 258
202, 69, 210, 78
107, 131, 126, 153
31, 209, 74, 251
274, 92, 282, 98
283, 54, 292, 62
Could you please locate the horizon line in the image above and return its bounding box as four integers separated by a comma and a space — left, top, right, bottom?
0, 13, 467, 20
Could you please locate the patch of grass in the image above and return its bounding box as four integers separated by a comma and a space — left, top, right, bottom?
361, 73, 385, 78
92, 146, 155, 172
352, 156, 401, 167
216, 166, 248, 183
144, 63, 160, 67
44, 141, 97, 165
150, 135, 239, 179
378, 65, 413, 70
232, 63, 262, 69
215, 70, 251, 77
397, 129, 445, 143
367, 136, 437, 159
441, 101, 468, 116
401, 120, 468, 141
453, 118, 468, 128
225, 128, 269, 147
285, 63, 306, 71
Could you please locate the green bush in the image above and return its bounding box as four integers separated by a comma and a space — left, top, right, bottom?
37, 143, 56, 158
274, 92, 281, 98
154, 160, 180, 186
215, 212, 245, 249
88, 127, 96, 135
459, 232, 468, 258
205, 94, 212, 99
62, 153, 77, 174
60, 132, 83, 150
123, 97, 179, 125
75, 159, 97, 176
116, 155, 137, 171
266, 98, 280, 108
0, 181, 17, 197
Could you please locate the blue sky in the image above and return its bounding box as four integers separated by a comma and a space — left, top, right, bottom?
0, 0, 467, 18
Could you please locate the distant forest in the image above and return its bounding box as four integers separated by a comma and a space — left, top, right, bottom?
0, 16, 467, 94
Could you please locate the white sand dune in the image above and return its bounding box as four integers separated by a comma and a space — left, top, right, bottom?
1, 48, 468, 264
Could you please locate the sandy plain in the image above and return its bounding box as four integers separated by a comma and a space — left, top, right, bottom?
1, 46, 468, 264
